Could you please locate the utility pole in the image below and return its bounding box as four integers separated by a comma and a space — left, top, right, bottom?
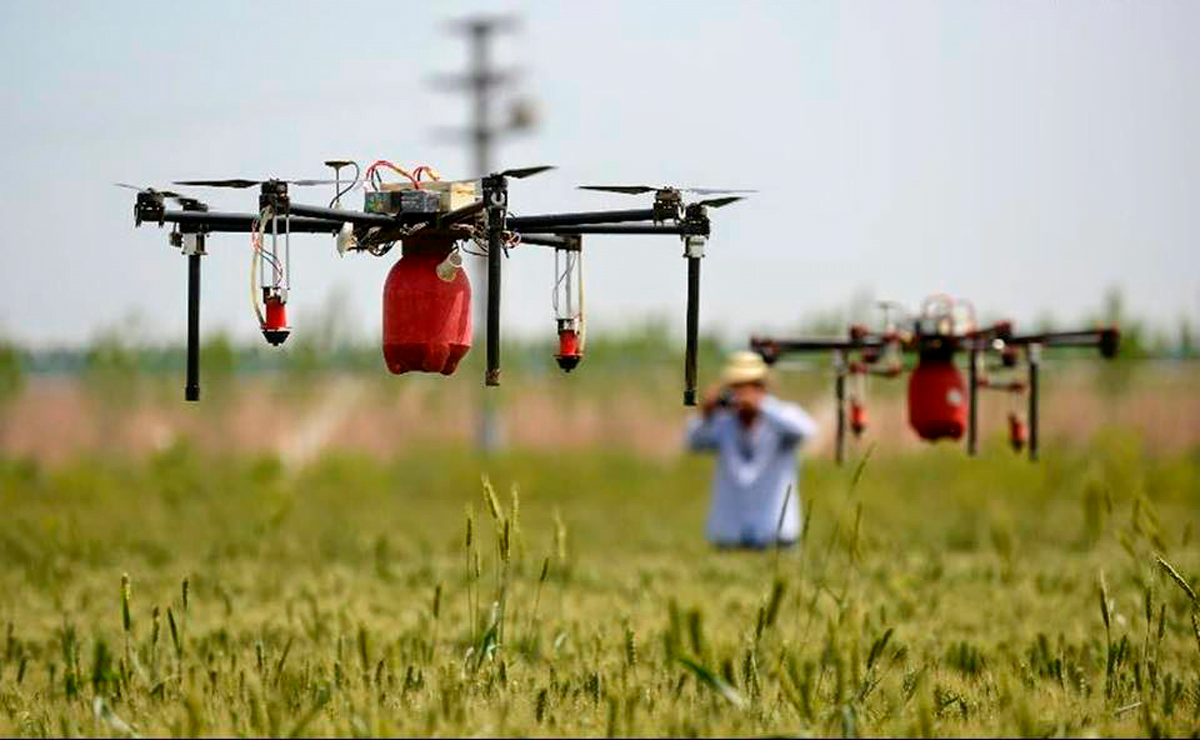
433, 15, 536, 454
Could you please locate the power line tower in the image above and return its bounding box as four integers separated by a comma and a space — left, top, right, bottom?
433, 15, 537, 454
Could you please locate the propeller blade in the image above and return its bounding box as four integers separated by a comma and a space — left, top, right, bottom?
115, 183, 184, 199
578, 185, 756, 196
696, 196, 745, 208
115, 183, 208, 209
174, 179, 262, 189
499, 165, 555, 179
578, 185, 657, 195
174, 177, 346, 188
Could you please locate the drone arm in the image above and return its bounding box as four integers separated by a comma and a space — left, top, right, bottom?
517, 224, 688, 236
962, 322, 1014, 343
142, 210, 343, 234
1008, 328, 1120, 357
751, 336, 885, 360
518, 234, 576, 249
436, 200, 486, 228
508, 209, 657, 230
284, 203, 402, 228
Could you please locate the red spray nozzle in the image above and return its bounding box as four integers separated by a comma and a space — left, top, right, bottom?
1008, 412, 1027, 452
262, 294, 290, 346
555, 326, 582, 372
849, 399, 867, 437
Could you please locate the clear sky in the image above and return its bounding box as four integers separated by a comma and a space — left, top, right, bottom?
1, 0, 1197, 348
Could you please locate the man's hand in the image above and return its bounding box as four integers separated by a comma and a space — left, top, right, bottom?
701, 383, 726, 418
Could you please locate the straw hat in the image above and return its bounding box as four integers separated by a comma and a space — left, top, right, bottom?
721, 350, 769, 386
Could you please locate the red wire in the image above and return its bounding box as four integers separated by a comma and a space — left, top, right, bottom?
364, 160, 419, 189
412, 166, 440, 183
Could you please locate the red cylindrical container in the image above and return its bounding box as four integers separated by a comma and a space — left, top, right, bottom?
555, 327, 582, 372
907, 356, 967, 441
849, 399, 867, 437
382, 241, 471, 375
262, 295, 290, 346
264, 297, 287, 329
1008, 412, 1027, 451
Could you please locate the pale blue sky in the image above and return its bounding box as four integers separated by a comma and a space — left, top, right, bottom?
1, 0, 1197, 347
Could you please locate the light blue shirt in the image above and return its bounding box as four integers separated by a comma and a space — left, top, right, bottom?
685, 396, 818, 546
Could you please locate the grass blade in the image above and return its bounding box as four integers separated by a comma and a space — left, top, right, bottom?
1155, 555, 1197, 604
678, 656, 745, 708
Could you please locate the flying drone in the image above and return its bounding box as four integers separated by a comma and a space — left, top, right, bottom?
749, 295, 1120, 463
120, 161, 750, 405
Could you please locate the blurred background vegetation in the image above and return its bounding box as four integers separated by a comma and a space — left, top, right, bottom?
2, 287, 1194, 396
0, 287, 1194, 467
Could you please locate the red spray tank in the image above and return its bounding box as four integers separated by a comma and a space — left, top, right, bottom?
382, 237, 471, 375
1007, 411, 1027, 451
555, 319, 582, 372
261, 292, 290, 346
849, 398, 868, 437
907, 350, 967, 441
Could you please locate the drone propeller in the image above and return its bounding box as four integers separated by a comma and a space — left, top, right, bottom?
578, 185, 656, 195
695, 196, 745, 208
116, 182, 185, 199
688, 187, 758, 195
579, 185, 757, 196
115, 183, 208, 210
497, 165, 555, 179
172, 177, 342, 189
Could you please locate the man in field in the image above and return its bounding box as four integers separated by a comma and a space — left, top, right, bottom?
686, 351, 818, 550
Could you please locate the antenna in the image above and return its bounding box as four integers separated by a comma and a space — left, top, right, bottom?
324, 160, 354, 208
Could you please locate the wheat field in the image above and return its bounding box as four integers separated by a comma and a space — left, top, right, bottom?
0, 424, 1197, 736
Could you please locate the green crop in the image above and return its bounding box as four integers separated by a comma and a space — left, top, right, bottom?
0, 431, 1197, 736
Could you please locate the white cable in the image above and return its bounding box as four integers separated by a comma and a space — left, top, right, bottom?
249, 206, 274, 326
578, 246, 587, 351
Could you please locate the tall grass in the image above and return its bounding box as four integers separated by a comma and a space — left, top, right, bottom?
0, 436, 1196, 735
